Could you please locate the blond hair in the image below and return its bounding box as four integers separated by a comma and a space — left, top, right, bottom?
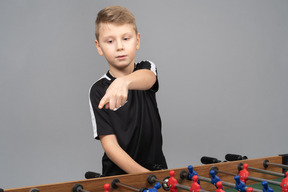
95, 6, 138, 40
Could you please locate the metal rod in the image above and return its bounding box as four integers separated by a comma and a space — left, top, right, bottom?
220, 181, 236, 188
116, 182, 140, 192
175, 184, 191, 191
248, 167, 285, 177
266, 162, 288, 169
198, 176, 211, 182
154, 178, 166, 184
246, 176, 281, 185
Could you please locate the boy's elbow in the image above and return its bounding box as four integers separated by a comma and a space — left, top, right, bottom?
99, 135, 119, 151
144, 69, 157, 89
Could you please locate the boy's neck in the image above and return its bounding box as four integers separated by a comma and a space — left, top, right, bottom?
109, 63, 135, 78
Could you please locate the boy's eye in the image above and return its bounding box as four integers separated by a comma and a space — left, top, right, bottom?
105, 39, 113, 43
124, 37, 129, 41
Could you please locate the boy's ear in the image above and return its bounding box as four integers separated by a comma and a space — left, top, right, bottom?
136, 33, 140, 50
95, 40, 104, 56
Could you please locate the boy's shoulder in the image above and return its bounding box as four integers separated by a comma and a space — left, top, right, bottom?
90, 72, 112, 96
135, 60, 157, 76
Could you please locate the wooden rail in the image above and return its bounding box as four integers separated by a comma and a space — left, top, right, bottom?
3, 155, 284, 192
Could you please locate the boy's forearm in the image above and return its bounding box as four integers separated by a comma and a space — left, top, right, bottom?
122, 69, 156, 90
100, 135, 149, 174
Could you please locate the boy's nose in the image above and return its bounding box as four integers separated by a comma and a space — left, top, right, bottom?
116, 40, 124, 51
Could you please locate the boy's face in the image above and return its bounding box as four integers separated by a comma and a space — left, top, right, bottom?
95, 23, 140, 76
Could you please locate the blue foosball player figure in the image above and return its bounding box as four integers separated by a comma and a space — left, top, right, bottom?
188, 165, 200, 184
262, 181, 273, 192
210, 170, 221, 187
234, 175, 247, 192
145, 182, 161, 192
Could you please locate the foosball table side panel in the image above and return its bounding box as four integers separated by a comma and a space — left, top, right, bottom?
3, 155, 284, 192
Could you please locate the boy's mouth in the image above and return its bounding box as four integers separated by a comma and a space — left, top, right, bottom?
116, 55, 127, 60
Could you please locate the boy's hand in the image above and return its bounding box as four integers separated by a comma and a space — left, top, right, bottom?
98, 69, 156, 110
98, 77, 129, 110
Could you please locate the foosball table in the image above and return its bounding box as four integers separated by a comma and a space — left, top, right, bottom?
2, 154, 288, 192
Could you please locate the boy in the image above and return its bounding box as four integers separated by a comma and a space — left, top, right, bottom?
89, 5, 167, 176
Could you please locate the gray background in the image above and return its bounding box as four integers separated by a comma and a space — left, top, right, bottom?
1, 0, 287, 189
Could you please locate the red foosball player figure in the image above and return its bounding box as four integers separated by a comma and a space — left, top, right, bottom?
168, 170, 178, 192
239, 163, 249, 184
246, 187, 253, 192
190, 175, 201, 192
215, 181, 225, 192
104, 183, 110, 192
281, 171, 288, 192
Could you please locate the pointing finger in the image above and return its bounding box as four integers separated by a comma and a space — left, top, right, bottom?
98, 96, 109, 109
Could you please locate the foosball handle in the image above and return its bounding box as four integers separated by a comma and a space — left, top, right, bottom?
225, 154, 248, 161
201, 156, 221, 164
85, 171, 101, 179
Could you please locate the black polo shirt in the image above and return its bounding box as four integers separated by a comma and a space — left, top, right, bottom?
89, 60, 167, 176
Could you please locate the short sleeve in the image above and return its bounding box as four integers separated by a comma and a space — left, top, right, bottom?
89, 83, 114, 140
135, 60, 159, 92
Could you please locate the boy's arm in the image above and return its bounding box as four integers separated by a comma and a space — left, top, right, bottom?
99, 134, 149, 173
98, 69, 156, 110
